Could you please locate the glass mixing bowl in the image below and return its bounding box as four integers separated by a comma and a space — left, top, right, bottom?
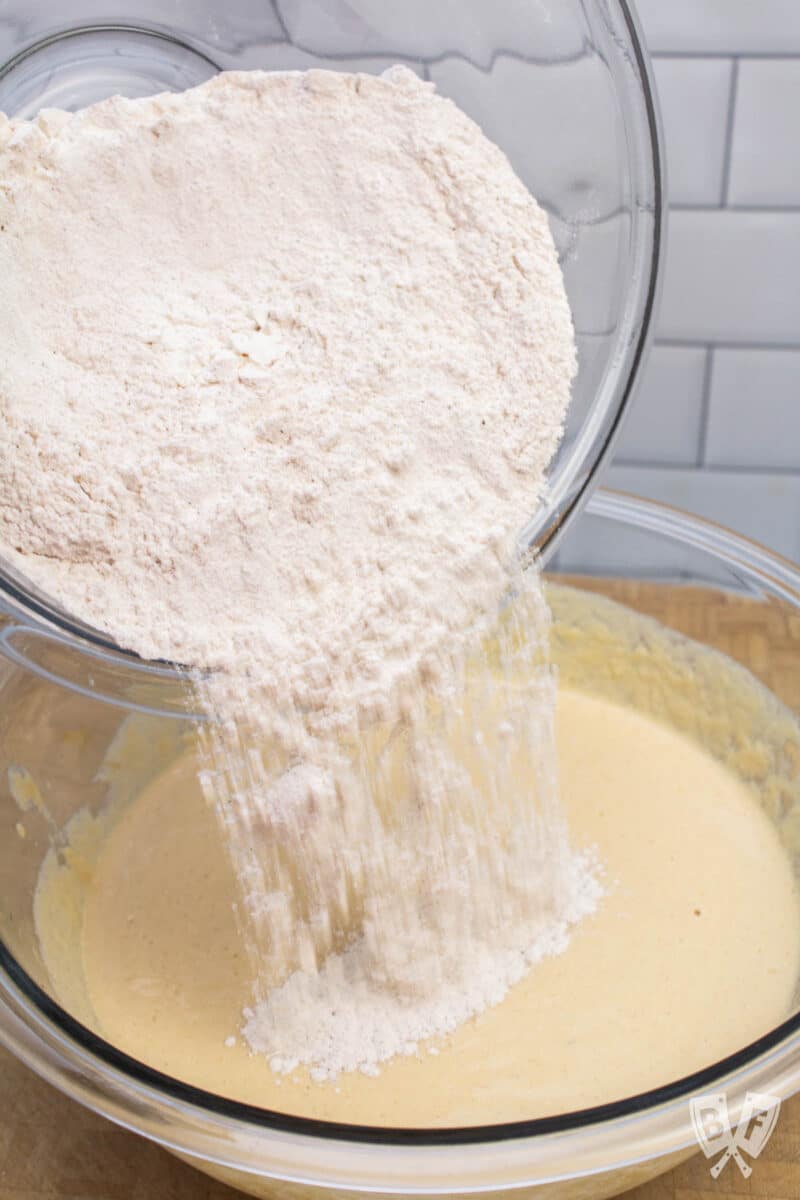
0, 0, 662, 650
1, 490, 799, 1200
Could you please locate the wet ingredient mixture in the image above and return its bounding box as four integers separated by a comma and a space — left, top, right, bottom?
32, 588, 800, 1121
35, 661, 800, 1123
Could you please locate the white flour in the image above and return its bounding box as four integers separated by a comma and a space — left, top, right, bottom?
0, 66, 572, 720
0, 67, 600, 1079
239, 586, 603, 1079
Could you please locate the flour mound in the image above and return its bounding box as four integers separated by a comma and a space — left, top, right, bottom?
245, 847, 602, 1081
0, 65, 574, 733
210, 580, 604, 1080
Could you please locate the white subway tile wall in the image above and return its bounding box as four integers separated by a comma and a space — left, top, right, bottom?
614, 346, 707, 465
705, 348, 800, 469
634, 0, 800, 54
729, 60, 800, 206
600, 2, 800, 568
658, 210, 800, 344
651, 57, 732, 205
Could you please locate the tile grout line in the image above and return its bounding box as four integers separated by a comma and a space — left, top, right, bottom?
670, 203, 800, 214
696, 346, 715, 466
609, 460, 800, 479
719, 57, 740, 206
650, 50, 800, 61
655, 338, 800, 353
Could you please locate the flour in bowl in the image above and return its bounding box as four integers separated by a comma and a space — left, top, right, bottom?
0, 66, 601, 1079
0, 66, 573, 724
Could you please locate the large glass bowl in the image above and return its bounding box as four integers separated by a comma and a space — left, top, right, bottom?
2, 490, 799, 1200
0, 0, 662, 651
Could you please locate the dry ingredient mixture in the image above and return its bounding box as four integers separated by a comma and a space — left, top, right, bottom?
0, 65, 572, 699
1, 68, 601, 1079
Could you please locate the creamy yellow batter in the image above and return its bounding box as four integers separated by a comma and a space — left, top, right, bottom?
35, 678, 800, 1126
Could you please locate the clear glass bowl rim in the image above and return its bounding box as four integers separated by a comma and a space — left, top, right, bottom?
2, 490, 800, 1193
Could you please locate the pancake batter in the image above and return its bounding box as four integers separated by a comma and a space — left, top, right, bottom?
34, 654, 800, 1125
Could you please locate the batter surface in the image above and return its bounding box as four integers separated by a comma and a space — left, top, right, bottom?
36, 686, 800, 1126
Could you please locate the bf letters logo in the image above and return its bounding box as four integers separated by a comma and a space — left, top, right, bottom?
690, 1092, 780, 1179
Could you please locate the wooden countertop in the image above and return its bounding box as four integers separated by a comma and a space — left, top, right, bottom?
2, 579, 799, 1200
2, 1041, 798, 1199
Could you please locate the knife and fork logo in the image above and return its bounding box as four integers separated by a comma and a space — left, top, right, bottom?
690, 1091, 781, 1178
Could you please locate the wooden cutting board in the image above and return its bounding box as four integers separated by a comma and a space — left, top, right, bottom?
2, 579, 799, 1200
